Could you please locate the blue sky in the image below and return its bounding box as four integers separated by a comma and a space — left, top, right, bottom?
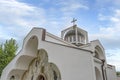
0, 0, 120, 71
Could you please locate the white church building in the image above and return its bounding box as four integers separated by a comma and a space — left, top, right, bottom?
0, 22, 117, 80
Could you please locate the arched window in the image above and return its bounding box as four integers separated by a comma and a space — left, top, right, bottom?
73, 35, 76, 41
81, 35, 85, 43
69, 36, 72, 42
65, 36, 68, 41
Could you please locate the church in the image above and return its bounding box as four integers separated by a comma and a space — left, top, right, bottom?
0, 20, 117, 80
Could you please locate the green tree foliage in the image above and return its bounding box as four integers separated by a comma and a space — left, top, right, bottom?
0, 38, 18, 76
117, 71, 120, 76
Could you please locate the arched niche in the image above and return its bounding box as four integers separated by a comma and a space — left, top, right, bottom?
94, 46, 105, 60
24, 36, 38, 56
22, 49, 61, 80
7, 69, 23, 80
49, 63, 61, 80
37, 74, 46, 80
95, 67, 102, 80
14, 36, 39, 79
15, 55, 34, 70
10, 75, 15, 80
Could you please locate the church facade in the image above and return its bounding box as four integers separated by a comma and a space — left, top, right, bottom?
0, 24, 117, 80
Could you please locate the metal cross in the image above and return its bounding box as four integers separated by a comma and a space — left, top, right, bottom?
71, 18, 77, 25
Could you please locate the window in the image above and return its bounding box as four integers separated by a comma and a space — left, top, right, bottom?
81, 36, 85, 43
73, 35, 76, 41
78, 35, 80, 42
69, 36, 72, 42
65, 37, 68, 41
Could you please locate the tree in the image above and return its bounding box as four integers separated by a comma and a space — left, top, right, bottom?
0, 38, 18, 76
117, 71, 120, 76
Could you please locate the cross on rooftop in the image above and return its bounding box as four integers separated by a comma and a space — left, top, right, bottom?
71, 18, 77, 25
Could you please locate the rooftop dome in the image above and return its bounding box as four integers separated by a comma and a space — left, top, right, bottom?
61, 25, 88, 46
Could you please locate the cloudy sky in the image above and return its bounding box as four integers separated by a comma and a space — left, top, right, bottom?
0, 0, 120, 71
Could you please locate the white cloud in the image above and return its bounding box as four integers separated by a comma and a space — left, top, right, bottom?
96, 0, 120, 7
90, 27, 120, 51
98, 14, 110, 21
91, 9, 120, 49
61, 2, 88, 12
58, 0, 88, 16
0, 0, 47, 41
0, 0, 46, 26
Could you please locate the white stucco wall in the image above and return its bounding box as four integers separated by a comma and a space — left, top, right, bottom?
106, 65, 117, 80
94, 58, 103, 80
38, 41, 96, 80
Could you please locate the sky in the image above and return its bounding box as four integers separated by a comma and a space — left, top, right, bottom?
0, 0, 120, 71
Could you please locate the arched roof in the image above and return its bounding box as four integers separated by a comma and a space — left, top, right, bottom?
90, 40, 105, 60
65, 29, 84, 37
95, 45, 105, 60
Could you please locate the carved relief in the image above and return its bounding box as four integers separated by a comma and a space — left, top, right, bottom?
22, 49, 61, 80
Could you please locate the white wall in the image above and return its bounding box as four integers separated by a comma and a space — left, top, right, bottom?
39, 41, 95, 80
106, 65, 117, 80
